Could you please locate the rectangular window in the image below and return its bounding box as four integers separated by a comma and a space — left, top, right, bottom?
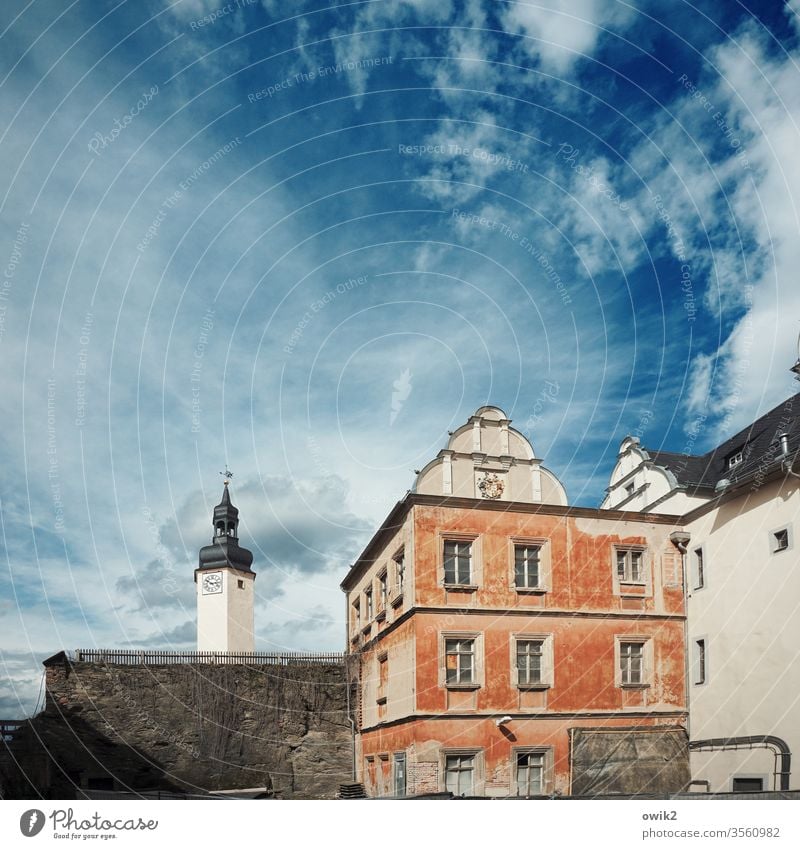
516, 751, 545, 796
444, 540, 472, 585
516, 639, 544, 686
616, 549, 644, 583
364, 588, 373, 620
694, 639, 706, 685
693, 547, 705, 590
728, 451, 744, 468
625, 482, 635, 498
444, 753, 474, 796
394, 551, 405, 594
732, 777, 764, 793
378, 572, 388, 610
619, 641, 645, 685
352, 600, 360, 631
445, 638, 475, 685
514, 544, 541, 589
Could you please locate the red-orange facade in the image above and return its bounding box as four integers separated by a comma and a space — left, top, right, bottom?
342, 495, 687, 797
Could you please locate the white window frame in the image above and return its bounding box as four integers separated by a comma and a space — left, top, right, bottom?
692, 636, 707, 686
615, 636, 652, 688
364, 586, 373, 621
511, 633, 554, 689
442, 749, 481, 797
513, 747, 551, 797
692, 545, 706, 591
728, 451, 744, 468
377, 570, 388, 615
769, 525, 793, 555
510, 537, 550, 593
440, 631, 482, 690
392, 547, 405, 599
612, 545, 649, 594
440, 533, 479, 588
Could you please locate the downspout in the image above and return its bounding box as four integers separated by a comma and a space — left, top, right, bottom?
689, 736, 791, 791
669, 531, 692, 741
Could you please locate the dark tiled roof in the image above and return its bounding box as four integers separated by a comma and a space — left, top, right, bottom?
643, 392, 800, 490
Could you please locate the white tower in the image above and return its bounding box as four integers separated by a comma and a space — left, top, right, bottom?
195, 474, 256, 652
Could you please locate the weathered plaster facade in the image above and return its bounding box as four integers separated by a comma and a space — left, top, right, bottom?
344, 407, 689, 797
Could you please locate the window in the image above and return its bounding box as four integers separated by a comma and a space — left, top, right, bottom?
692, 547, 705, 590
394, 550, 405, 595
444, 539, 472, 585
693, 639, 706, 685
352, 600, 360, 632
378, 572, 388, 610
732, 776, 765, 793
516, 639, 544, 686
619, 641, 645, 686
364, 588, 373, 620
771, 526, 792, 553
444, 753, 475, 796
514, 545, 541, 589
515, 751, 546, 796
624, 482, 635, 498
445, 638, 475, 685
237, 579, 244, 589
728, 451, 744, 468
616, 548, 644, 583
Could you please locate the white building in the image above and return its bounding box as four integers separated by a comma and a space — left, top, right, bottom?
602, 388, 800, 792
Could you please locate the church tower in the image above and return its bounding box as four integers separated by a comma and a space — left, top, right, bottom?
195, 475, 256, 652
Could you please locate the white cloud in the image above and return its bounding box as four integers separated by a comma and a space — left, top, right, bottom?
498, 0, 637, 74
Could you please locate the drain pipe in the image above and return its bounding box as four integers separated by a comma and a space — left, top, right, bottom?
689, 736, 791, 791
670, 531, 692, 741
778, 434, 800, 480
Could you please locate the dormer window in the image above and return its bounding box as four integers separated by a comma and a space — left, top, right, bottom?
728, 451, 744, 469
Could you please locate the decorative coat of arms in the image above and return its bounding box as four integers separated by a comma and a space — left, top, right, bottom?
478, 473, 505, 499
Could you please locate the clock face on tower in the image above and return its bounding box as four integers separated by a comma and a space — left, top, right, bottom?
201, 571, 223, 595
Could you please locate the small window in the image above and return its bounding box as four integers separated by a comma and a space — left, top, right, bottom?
514, 545, 541, 589
616, 548, 644, 583
444, 539, 472, 585
237, 579, 244, 589
444, 753, 475, 796
364, 588, 373, 620
515, 751, 546, 796
378, 572, 388, 610
394, 550, 405, 595
624, 482, 635, 498
619, 641, 645, 686
693, 638, 706, 685
516, 639, 544, 686
728, 451, 744, 469
732, 776, 764, 793
692, 547, 705, 590
771, 527, 790, 553
445, 638, 475, 686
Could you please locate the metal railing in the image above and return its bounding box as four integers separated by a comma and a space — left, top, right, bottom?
72, 649, 344, 666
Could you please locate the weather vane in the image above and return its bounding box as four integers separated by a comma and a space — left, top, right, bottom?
220, 465, 233, 484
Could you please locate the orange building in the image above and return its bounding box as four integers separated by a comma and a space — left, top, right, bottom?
341, 406, 689, 797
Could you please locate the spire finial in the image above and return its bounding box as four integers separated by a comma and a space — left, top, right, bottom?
220, 465, 233, 485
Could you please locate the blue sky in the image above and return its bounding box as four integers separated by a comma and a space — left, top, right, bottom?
2, 0, 800, 715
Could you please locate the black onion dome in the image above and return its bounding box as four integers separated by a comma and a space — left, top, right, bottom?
198, 483, 254, 574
